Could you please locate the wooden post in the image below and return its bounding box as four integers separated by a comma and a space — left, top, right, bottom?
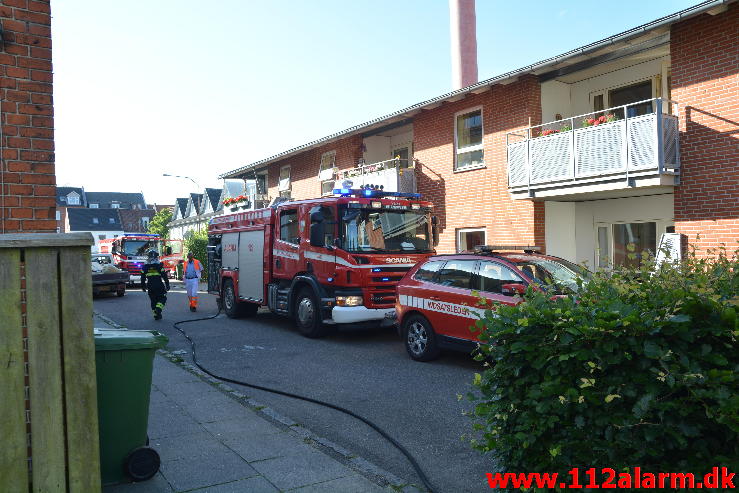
0, 233, 100, 493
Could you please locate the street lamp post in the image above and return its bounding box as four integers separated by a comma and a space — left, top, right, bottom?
162, 173, 201, 189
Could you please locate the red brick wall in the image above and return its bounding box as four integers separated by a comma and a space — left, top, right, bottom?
0, 0, 55, 233
671, 4, 739, 256
266, 135, 363, 200
414, 75, 544, 253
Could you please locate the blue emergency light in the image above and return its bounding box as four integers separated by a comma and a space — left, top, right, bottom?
332, 188, 421, 199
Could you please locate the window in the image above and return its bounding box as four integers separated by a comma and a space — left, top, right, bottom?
413, 260, 445, 282
108, 218, 115, 224
98, 235, 106, 240
597, 221, 657, 268
89, 203, 99, 208
454, 108, 484, 170
478, 261, 525, 294
67, 194, 80, 205
310, 205, 336, 246
55, 211, 61, 221
111, 203, 120, 209
319, 151, 336, 195
278, 166, 291, 192
279, 209, 299, 244
256, 173, 267, 194
92, 217, 99, 224
613, 222, 656, 268
609, 80, 653, 117
436, 260, 477, 289
457, 228, 486, 253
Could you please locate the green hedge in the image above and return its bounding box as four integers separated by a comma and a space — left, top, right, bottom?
184, 229, 208, 282
469, 248, 738, 485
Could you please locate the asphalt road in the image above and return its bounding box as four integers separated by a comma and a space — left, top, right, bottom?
94, 282, 498, 493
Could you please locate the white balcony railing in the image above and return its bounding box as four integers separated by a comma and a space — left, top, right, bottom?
334, 158, 417, 194
507, 98, 680, 197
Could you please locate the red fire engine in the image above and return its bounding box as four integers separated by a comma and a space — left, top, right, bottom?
99, 234, 184, 283
207, 189, 438, 337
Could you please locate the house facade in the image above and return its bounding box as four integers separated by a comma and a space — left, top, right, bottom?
65, 208, 124, 252
220, 2, 738, 267
0, 0, 56, 233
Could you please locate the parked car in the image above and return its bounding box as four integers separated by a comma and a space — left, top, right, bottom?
91, 253, 130, 297
395, 246, 590, 361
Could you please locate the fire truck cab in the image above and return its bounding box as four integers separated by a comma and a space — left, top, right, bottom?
99, 234, 183, 283
207, 189, 437, 338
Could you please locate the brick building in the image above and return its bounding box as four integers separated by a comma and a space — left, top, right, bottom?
0, 0, 55, 233
220, 1, 738, 266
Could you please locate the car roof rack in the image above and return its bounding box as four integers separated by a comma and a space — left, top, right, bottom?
473, 245, 542, 254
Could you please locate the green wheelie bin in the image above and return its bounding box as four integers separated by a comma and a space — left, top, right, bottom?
94, 328, 169, 485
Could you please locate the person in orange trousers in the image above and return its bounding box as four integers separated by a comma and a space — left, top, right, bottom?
182, 252, 203, 312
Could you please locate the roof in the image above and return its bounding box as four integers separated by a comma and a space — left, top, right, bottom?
205, 188, 222, 212
175, 198, 188, 217
85, 192, 147, 209
56, 187, 86, 206
220, 0, 733, 179
154, 204, 174, 213
67, 208, 123, 232
222, 179, 246, 198
188, 193, 203, 215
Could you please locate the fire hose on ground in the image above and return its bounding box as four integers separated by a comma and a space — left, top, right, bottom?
172, 309, 438, 493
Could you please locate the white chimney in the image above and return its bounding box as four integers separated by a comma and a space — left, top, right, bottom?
449, 0, 478, 90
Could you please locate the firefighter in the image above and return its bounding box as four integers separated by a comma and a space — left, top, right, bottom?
183, 251, 203, 312
141, 250, 170, 320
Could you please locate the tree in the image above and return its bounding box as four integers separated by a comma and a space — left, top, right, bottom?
148, 208, 172, 238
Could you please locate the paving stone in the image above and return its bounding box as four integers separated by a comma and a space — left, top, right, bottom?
249, 447, 352, 491
151, 431, 233, 462
202, 416, 283, 438
188, 476, 279, 493
148, 406, 202, 440
223, 431, 315, 463
175, 390, 250, 423
287, 474, 388, 493
103, 472, 174, 493
160, 452, 258, 492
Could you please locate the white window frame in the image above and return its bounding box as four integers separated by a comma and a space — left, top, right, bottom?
454, 106, 485, 172
456, 227, 486, 253
319, 151, 337, 196
89, 203, 99, 208
55, 210, 61, 221
595, 218, 674, 269
67, 193, 80, 205
278, 165, 291, 192
111, 203, 120, 209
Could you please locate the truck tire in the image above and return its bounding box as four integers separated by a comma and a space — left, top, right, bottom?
294, 288, 330, 338
223, 279, 258, 318
116, 288, 125, 297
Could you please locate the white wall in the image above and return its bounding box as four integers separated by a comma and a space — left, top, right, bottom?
540, 56, 670, 124
86, 230, 125, 252
363, 130, 413, 164
546, 194, 674, 267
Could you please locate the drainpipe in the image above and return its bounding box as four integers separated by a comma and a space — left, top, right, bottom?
449, 0, 478, 90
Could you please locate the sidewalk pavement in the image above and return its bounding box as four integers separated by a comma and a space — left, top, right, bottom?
94, 313, 421, 493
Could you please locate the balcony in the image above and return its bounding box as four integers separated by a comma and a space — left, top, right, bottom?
335, 158, 417, 194
507, 98, 680, 200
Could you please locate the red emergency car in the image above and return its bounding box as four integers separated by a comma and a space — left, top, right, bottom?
395, 246, 590, 361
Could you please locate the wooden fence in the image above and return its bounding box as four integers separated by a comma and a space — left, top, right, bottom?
0, 233, 101, 493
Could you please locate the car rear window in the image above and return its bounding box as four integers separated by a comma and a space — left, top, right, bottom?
413, 260, 445, 282
436, 260, 476, 289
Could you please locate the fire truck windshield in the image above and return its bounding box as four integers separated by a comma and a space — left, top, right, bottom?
340, 207, 432, 253
122, 240, 159, 257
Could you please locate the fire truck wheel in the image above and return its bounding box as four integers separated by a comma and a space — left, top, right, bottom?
222, 279, 243, 318
294, 288, 329, 338
403, 314, 440, 362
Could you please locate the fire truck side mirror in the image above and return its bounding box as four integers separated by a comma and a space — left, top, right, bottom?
310, 222, 325, 247
166, 246, 172, 256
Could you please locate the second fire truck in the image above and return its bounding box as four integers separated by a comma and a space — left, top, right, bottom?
207, 188, 437, 337
99, 234, 184, 283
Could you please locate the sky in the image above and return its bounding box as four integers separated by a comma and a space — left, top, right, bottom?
51, 0, 699, 205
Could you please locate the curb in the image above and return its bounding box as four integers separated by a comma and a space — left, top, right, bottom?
157, 347, 425, 493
